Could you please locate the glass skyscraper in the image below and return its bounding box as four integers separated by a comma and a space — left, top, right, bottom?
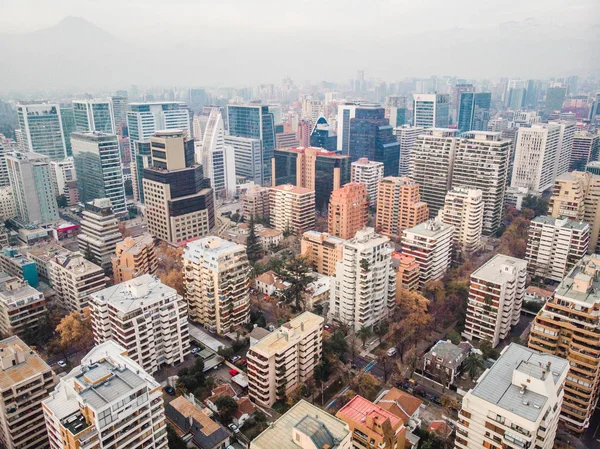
16, 104, 67, 161
457, 92, 492, 133
73, 99, 116, 134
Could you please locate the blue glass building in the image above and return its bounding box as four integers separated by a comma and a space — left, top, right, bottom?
457, 92, 492, 133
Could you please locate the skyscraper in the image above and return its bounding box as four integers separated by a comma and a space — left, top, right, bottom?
437, 187, 483, 255
309, 116, 337, 150
72, 99, 116, 134
544, 86, 567, 116
16, 104, 67, 161
110, 94, 128, 127
59, 105, 76, 157
394, 125, 423, 177
412, 93, 450, 129
336, 102, 361, 155
328, 182, 368, 240
199, 109, 236, 198
351, 158, 384, 207
224, 135, 263, 185
457, 92, 491, 133
571, 133, 600, 171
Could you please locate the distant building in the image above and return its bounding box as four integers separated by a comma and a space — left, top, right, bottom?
111, 234, 158, 283
16, 104, 67, 161
72, 99, 116, 133
394, 125, 423, 177
412, 93, 450, 129
351, 158, 384, 207
225, 135, 263, 186
50, 157, 78, 206
309, 116, 337, 151
275, 122, 300, 149
544, 86, 567, 116
571, 133, 599, 172
457, 92, 491, 133
328, 182, 368, 240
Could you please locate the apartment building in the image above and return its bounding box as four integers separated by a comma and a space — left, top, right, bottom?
437, 187, 483, 255
301, 231, 345, 276
463, 255, 527, 348
351, 157, 384, 207
392, 253, 420, 294
526, 216, 589, 282
0, 186, 16, 221
25, 243, 71, 283
0, 247, 39, 287
0, 336, 56, 449
241, 185, 270, 221
111, 234, 158, 283
183, 237, 250, 336
247, 312, 323, 407
401, 220, 454, 291
528, 254, 600, 433
328, 182, 368, 240
0, 276, 47, 338
269, 184, 315, 235
42, 340, 168, 449
455, 344, 568, 449
329, 228, 396, 330
375, 177, 429, 238
570, 133, 599, 172
394, 125, 423, 177
90, 274, 189, 375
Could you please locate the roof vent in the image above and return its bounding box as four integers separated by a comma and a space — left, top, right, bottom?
522, 401, 529, 406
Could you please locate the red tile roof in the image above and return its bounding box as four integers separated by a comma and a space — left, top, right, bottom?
377, 388, 422, 425
337, 395, 402, 435
428, 421, 452, 438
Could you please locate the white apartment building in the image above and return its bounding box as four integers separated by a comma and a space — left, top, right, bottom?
337, 103, 360, 155
437, 187, 483, 255
269, 184, 316, 235
0, 186, 16, 221
412, 94, 450, 129
351, 158, 384, 207
456, 344, 568, 449
224, 135, 263, 186
72, 99, 116, 134
410, 128, 458, 216
0, 276, 47, 338
401, 220, 454, 290
553, 121, 575, 180
247, 312, 323, 407
394, 125, 423, 177
526, 216, 589, 282
43, 340, 168, 449
0, 141, 9, 187
183, 237, 250, 336
463, 255, 527, 347
90, 274, 190, 375
50, 157, 76, 198
329, 228, 396, 330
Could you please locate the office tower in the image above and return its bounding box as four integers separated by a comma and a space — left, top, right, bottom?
589, 92, 600, 122
247, 312, 323, 407
387, 95, 408, 128
337, 102, 360, 154
0, 187, 16, 221
269, 184, 315, 235
183, 237, 250, 336
526, 216, 589, 282
0, 276, 46, 338
224, 135, 263, 185
72, 99, 116, 133
110, 94, 128, 126
273, 147, 350, 211
309, 116, 337, 151
553, 121, 575, 180
227, 104, 276, 184
0, 141, 8, 187
544, 86, 567, 116
375, 177, 429, 239
275, 122, 300, 149
401, 220, 454, 290
511, 123, 561, 194
329, 228, 395, 329
111, 234, 158, 283
438, 187, 483, 255
143, 130, 215, 245
241, 185, 270, 220
43, 341, 168, 449
351, 158, 384, 207
528, 255, 600, 433
348, 105, 400, 176
452, 83, 474, 106
301, 96, 323, 123
90, 274, 189, 374
394, 125, 423, 177
59, 105, 75, 157
200, 109, 236, 198
507, 86, 527, 110
16, 104, 67, 161
336, 396, 406, 449
524, 79, 542, 108
77, 199, 122, 274
131, 140, 151, 202
462, 255, 527, 347
6, 152, 59, 224
456, 344, 567, 449
412, 93, 450, 128
301, 231, 344, 276
296, 119, 311, 148
452, 131, 511, 235
571, 133, 600, 171
192, 114, 204, 141
188, 88, 207, 111
457, 92, 491, 133
410, 128, 457, 216
71, 132, 126, 214
394, 253, 420, 293
0, 336, 55, 449
328, 182, 368, 240
49, 157, 77, 204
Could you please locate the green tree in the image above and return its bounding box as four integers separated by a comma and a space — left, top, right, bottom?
479, 339, 499, 360
324, 330, 349, 362
522, 195, 549, 217
246, 217, 262, 264
357, 326, 373, 349
215, 396, 239, 423
463, 353, 485, 380
167, 423, 187, 449
56, 195, 68, 208
277, 256, 314, 310
314, 361, 331, 383
374, 320, 389, 344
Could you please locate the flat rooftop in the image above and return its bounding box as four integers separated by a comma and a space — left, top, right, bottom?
404, 219, 453, 238
531, 215, 588, 230
251, 311, 323, 354
0, 336, 52, 392
554, 256, 600, 305
270, 184, 314, 195
470, 254, 527, 284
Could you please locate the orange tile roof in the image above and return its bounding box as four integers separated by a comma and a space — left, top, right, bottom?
337, 395, 402, 435
380, 388, 423, 416
234, 397, 256, 418
428, 421, 452, 438
170, 396, 220, 435
208, 384, 236, 403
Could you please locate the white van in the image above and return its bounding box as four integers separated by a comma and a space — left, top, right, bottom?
387, 347, 397, 357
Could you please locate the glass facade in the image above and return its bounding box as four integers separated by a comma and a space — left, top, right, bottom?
315, 156, 350, 211
458, 92, 491, 133
60, 106, 76, 156
17, 104, 67, 161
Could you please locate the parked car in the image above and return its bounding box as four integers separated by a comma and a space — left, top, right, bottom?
57, 360, 67, 368
229, 369, 239, 376
235, 358, 247, 367
230, 355, 241, 363
164, 386, 175, 396
324, 324, 333, 332
386, 347, 397, 357
191, 348, 201, 357
228, 424, 240, 433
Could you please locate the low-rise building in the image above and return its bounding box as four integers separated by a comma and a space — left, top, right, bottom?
111, 234, 158, 283
0, 276, 47, 338
422, 340, 473, 386
254, 270, 291, 297
301, 231, 345, 276
376, 388, 423, 431
0, 247, 39, 287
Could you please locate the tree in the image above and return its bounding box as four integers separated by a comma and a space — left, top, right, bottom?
314, 361, 331, 383
55, 308, 94, 354
376, 350, 394, 383
167, 423, 188, 449
498, 217, 530, 259
324, 330, 349, 362
117, 222, 132, 238
463, 353, 485, 380
374, 321, 389, 344
479, 339, 499, 360
357, 326, 373, 348
522, 195, 549, 217
56, 194, 68, 208
22, 311, 55, 347
246, 217, 262, 264
446, 330, 461, 345
350, 373, 379, 401
276, 256, 314, 310
215, 396, 239, 423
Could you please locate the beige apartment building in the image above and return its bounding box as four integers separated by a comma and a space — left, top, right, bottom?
328, 182, 368, 240
111, 234, 158, 283
247, 312, 323, 407
437, 187, 484, 255
0, 186, 16, 221
375, 177, 429, 238
351, 157, 384, 207
242, 185, 270, 221
0, 276, 47, 338
392, 253, 420, 294
301, 231, 345, 276
269, 184, 315, 235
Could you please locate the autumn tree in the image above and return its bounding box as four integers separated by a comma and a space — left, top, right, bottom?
376, 350, 395, 383
374, 320, 389, 344
498, 217, 530, 259
55, 308, 94, 355
350, 373, 379, 401
157, 243, 185, 296
117, 222, 132, 238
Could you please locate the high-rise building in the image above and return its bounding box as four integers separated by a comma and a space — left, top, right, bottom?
410, 128, 457, 216
301, 96, 323, 123
188, 88, 207, 112
393, 253, 420, 293
183, 237, 250, 336
329, 228, 396, 330
0, 276, 47, 338
50, 157, 77, 205
72, 99, 116, 134
412, 93, 450, 129
199, 109, 236, 198
438, 187, 483, 255
71, 132, 127, 214
77, 199, 122, 275
544, 86, 567, 116
553, 121, 576, 181
296, 119, 311, 148
0, 336, 56, 449
227, 104, 276, 184
224, 135, 263, 185
507, 86, 527, 111
401, 220, 454, 290
526, 216, 589, 282
241, 185, 270, 220
462, 255, 527, 347
0, 141, 10, 187
328, 182, 368, 240
571, 133, 600, 172
143, 130, 214, 245
0, 186, 16, 221
110, 94, 128, 127
273, 147, 350, 211
309, 116, 337, 151
6, 152, 59, 224
457, 92, 491, 133
336, 102, 361, 155
275, 122, 300, 149
269, 184, 315, 235
16, 104, 67, 161
375, 177, 429, 238
351, 158, 384, 207
301, 231, 345, 276
455, 344, 567, 449
43, 340, 168, 449
394, 125, 423, 177
111, 234, 158, 283
452, 131, 511, 235
247, 312, 323, 407
90, 274, 190, 374
528, 254, 600, 433
59, 105, 76, 157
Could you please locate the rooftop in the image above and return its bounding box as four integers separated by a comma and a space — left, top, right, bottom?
251, 311, 323, 354
424, 340, 472, 369
352, 158, 384, 167
377, 388, 423, 425
404, 219, 454, 238
183, 236, 246, 263
114, 234, 155, 256
0, 336, 52, 392
531, 215, 589, 230
470, 254, 527, 284
554, 255, 600, 305
52, 254, 104, 276
337, 395, 402, 435
270, 184, 314, 195
302, 231, 345, 245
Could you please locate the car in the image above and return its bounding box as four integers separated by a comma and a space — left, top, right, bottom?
229, 369, 239, 376
235, 358, 247, 366
324, 325, 333, 332
57, 360, 67, 368
164, 386, 175, 396
191, 348, 201, 356
231, 355, 241, 363
386, 347, 397, 357
228, 424, 240, 433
